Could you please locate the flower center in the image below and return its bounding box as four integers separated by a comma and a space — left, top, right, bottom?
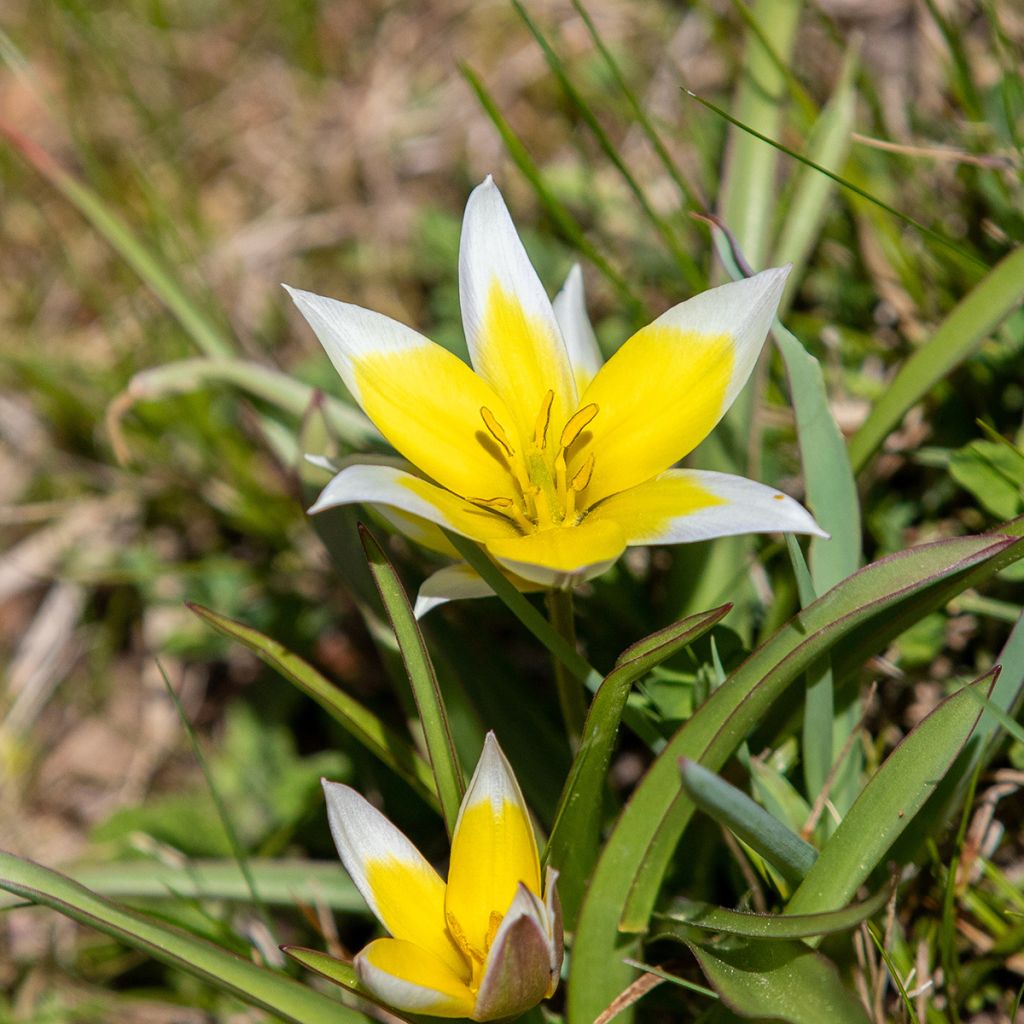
445, 908, 504, 991
474, 390, 598, 532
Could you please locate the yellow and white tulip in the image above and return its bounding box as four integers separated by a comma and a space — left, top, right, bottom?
287, 177, 824, 612
322, 733, 561, 1020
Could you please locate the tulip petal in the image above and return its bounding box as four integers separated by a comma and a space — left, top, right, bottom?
552, 263, 603, 392
587, 468, 827, 544
472, 884, 558, 1021
413, 563, 545, 619
484, 519, 626, 588
574, 266, 790, 505
285, 285, 517, 499
355, 938, 476, 1017
321, 781, 467, 979
309, 464, 521, 545
446, 734, 541, 964
542, 867, 564, 990
459, 177, 577, 444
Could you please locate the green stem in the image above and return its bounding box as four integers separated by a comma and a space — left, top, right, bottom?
545, 588, 587, 748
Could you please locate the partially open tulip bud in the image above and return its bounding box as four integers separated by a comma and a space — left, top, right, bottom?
321, 732, 561, 1020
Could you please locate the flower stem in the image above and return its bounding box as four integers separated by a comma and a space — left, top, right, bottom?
545, 588, 586, 748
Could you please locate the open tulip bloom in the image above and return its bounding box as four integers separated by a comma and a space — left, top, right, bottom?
287, 177, 825, 612
319, 733, 561, 1019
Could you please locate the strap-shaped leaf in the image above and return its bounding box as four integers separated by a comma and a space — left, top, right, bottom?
786, 669, 995, 915
189, 603, 439, 811
688, 937, 871, 1024
567, 526, 1024, 1024
0, 852, 364, 1024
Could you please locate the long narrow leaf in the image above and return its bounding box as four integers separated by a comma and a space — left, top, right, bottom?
680, 758, 818, 886
188, 603, 440, 811
786, 669, 996, 915
567, 529, 1022, 1023
546, 605, 730, 927
360, 526, 464, 836
848, 245, 1024, 472
0, 852, 364, 1024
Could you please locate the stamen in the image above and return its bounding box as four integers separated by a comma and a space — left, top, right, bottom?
485, 912, 503, 952
533, 390, 554, 449
570, 451, 595, 492
559, 402, 599, 450
480, 406, 515, 459
468, 496, 513, 509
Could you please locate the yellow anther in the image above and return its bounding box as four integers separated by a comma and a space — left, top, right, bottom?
479, 406, 515, 459
570, 451, 595, 492
485, 911, 503, 952
468, 495, 513, 509
533, 390, 554, 449
559, 403, 599, 450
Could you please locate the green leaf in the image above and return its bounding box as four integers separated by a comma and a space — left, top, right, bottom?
545, 605, 731, 928
680, 758, 818, 887
360, 526, 465, 837
0, 858, 364, 913
687, 937, 871, 1024
188, 603, 440, 812
656, 880, 892, 940
848, 245, 1024, 473
785, 669, 995, 915
949, 439, 1024, 521
0, 852, 366, 1024
567, 529, 1023, 1023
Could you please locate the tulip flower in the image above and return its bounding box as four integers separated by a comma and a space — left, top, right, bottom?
286, 177, 824, 611
320, 733, 561, 1019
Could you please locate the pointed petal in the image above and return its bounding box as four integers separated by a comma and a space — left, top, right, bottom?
446, 733, 541, 961
355, 938, 476, 1017
309, 464, 520, 545
575, 266, 790, 505
285, 285, 517, 498
552, 263, 603, 392
472, 884, 557, 1021
459, 177, 577, 442
542, 866, 564, 990
321, 781, 467, 978
413, 563, 547, 618
484, 519, 626, 588
587, 468, 827, 544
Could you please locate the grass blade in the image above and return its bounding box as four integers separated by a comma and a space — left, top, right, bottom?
188, 603, 440, 812
359, 526, 465, 837
0, 852, 364, 1024
0, 123, 234, 357
513, 0, 702, 287
848, 245, 1024, 472
460, 63, 645, 316
680, 758, 818, 887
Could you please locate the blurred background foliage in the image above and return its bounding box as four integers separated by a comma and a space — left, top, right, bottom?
1, 0, 1024, 1021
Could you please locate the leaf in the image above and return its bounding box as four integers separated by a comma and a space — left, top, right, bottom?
680, 758, 818, 887
785, 669, 995, 915
545, 605, 731, 928
656, 880, 892, 940
566, 529, 1023, 1024
360, 526, 465, 837
949, 439, 1024, 521
0, 858, 364, 913
188, 603, 440, 812
0, 852, 365, 1024
848, 245, 1024, 473
687, 937, 871, 1024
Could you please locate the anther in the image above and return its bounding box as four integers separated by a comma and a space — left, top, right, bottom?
533, 390, 554, 449
570, 452, 595, 492
559, 403, 599, 450
480, 406, 515, 459
468, 496, 513, 509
